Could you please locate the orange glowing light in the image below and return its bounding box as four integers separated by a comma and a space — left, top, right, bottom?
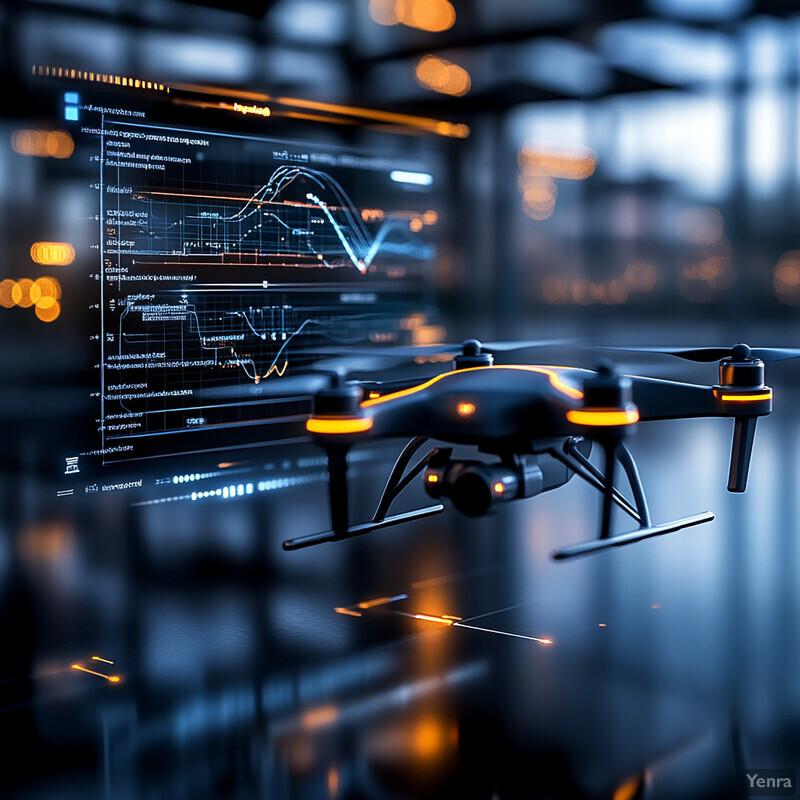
493, 482, 505, 494
456, 402, 476, 417
412, 324, 447, 345
598, 623, 607, 628
427, 474, 439, 483
368, 391, 381, 399
301, 704, 338, 730
12, 129, 74, 159
30, 241, 75, 266
361, 208, 385, 222
334, 607, 362, 617
12, 278, 35, 308
275, 94, 470, 138
415, 55, 471, 97
33, 276, 61, 301
614, 777, 641, 800
357, 596, 395, 609
361, 366, 584, 408
327, 766, 339, 798
407, 0, 456, 32
0, 279, 15, 308
71, 664, 121, 683
413, 717, 445, 758
718, 391, 772, 402
538, 638, 553, 646
35, 299, 60, 322
566, 408, 640, 426
518, 146, 597, 180
306, 416, 374, 434
92, 656, 114, 664
409, 217, 423, 232
413, 613, 455, 625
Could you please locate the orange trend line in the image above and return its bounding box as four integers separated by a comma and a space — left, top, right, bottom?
361, 365, 584, 408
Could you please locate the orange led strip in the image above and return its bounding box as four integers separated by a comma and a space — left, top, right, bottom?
306, 416, 373, 434
719, 391, 772, 402
361, 365, 584, 408
566, 408, 640, 426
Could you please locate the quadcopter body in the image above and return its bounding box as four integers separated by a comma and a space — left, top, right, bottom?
281, 341, 781, 559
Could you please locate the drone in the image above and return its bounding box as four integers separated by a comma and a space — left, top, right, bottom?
261, 339, 798, 560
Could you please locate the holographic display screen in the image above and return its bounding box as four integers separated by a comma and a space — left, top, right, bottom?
52, 84, 443, 464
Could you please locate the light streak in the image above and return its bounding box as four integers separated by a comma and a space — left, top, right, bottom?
357, 593, 408, 609
334, 607, 362, 617
452, 623, 553, 644
91, 656, 114, 664
71, 665, 121, 683
170, 82, 469, 137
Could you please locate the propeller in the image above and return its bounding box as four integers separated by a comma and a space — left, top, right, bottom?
596, 343, 800, 363
318, 337, 573, 359
196, 354, 402, 400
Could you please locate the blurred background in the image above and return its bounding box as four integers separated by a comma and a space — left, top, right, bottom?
2, 0, 800, 798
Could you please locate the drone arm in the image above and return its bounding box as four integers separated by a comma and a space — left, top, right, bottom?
630, 377, 719, 420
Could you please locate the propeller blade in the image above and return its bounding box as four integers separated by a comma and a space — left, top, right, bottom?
595, 346, 732, 362
751, 347, 800, 362
319, 338, 572, 359
597, 345, 800, 363
477, 338, 573, 352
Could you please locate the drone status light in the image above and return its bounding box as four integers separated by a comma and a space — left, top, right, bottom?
457, 401, 476, 416
718, 390, 773, 402
566, 408, 640, 426
306, 417, 374, 434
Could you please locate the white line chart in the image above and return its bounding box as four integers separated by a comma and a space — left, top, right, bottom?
135, 165, 436, 272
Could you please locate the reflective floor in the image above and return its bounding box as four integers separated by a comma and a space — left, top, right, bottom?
2, 324, 800, 800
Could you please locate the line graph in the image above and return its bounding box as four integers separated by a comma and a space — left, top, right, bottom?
132, 165, 435, 273
96, 116, 439, 460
